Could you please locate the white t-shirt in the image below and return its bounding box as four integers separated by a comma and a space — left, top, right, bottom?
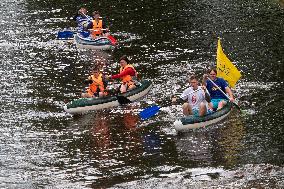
180, 86, 208, 109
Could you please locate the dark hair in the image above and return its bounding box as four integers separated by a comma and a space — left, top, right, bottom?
119, 55, 130, 64
91, 66, 100, 72
207, 67, 217, 74
79, 7, 87, 14
189, 74, 198, 81
93, 10, 100, 15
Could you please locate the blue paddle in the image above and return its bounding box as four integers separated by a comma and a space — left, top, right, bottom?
57, 31, 74, 39
139, 105, 161, 120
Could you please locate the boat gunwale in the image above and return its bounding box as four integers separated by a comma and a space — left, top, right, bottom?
174, 102, 233, 131
180, 102, 233, 125
75, 33, 113, 46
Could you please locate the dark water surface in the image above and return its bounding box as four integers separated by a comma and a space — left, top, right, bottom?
0, 0, 283, 188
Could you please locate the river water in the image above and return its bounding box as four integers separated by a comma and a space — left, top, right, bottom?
0, 0, 283, 188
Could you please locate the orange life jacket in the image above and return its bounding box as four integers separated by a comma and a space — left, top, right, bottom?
87, 74, 105, 96
119, 65, 137, 87
91, 18, 103, 37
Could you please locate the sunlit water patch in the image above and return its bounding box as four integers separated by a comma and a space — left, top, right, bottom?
110, 164, 284, 188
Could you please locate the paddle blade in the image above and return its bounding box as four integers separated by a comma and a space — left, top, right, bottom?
139, 105, 161, 120
80, 31, 90, 38
57, 31, 74, 39
116, 95, 131, 104
108, 35, 117, 45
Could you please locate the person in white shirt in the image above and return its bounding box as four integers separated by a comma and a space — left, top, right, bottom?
180, 75, 212, 116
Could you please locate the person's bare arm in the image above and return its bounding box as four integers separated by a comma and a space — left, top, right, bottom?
225, 87, 234, 102
202, 74, 208, 86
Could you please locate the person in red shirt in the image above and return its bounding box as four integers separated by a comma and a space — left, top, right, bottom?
107, 55, 138, 93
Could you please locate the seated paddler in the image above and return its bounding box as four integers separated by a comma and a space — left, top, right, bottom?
172, 74, 212, 117
202, 68, 235, 111
73, 7, 93, 37
106, 55, 139, 93
81, 67, 108, 98
90, 10, 109, 39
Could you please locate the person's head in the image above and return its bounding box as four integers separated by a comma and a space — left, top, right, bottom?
188, 74, 199, 89
93, 11, 100, 19
207, 68, 217, 80
91, 67, 100, 76
79, 7, 87, 16
119, 55, 130, 67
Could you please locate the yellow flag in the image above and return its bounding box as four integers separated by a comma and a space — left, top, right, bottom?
216, 39, 241, 88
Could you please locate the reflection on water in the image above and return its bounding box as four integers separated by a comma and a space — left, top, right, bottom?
66, 109, 168, 188
175, 112, 245, 168
91, 114, 111, 154
280, 0, 284, 7
211, 114, 245, 168
176, 130, 213, 164
142, 132, 161, 155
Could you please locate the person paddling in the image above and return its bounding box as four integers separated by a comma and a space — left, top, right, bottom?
90, 11, 109, 39
106, 55, 138, 93
82, 67, 108, 98
175, 75, 212, 116
73, 7, 93, 35
203, 68, 235, 110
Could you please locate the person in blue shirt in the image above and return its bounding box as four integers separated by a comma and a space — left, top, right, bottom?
203, 68, 235, 110
73, 7, 93, 34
